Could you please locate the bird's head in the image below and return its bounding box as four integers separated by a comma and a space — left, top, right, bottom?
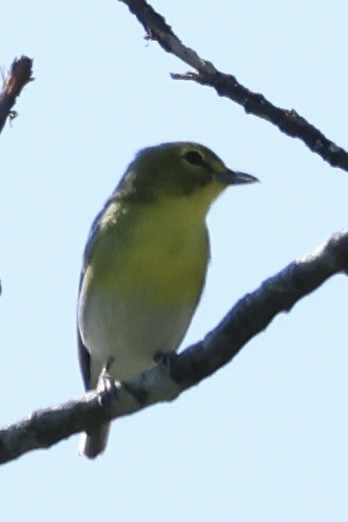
115, 142, 258, 214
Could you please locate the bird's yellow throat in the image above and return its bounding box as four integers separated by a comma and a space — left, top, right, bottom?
83, 184, 224, 308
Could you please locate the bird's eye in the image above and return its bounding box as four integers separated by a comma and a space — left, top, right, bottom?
183, 150, 205, 166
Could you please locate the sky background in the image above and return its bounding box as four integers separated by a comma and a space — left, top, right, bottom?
1, 1, 347, 520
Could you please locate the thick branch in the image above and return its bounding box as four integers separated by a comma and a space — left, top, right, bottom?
118, 0, 348, 173
0, 230, 347, 465
0, 56, 33, 134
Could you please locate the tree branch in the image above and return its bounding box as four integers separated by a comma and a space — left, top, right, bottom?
0, 56, 33, 134
1, 230, 347, 465
118, 0, 348, 173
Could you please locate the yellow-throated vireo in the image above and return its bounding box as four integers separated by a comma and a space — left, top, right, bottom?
77, 142, 258, 458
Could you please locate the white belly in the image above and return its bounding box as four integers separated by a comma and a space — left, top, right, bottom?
79, 289, 195, 386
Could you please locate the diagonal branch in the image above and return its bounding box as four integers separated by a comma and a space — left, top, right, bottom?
0, 229, 347, 465
0, 56, 34, 134
118, 0, 348, 173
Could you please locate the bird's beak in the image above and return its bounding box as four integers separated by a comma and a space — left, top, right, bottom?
215, 169, 259, 186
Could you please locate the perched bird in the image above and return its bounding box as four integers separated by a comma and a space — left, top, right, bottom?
77, 142, 258, 458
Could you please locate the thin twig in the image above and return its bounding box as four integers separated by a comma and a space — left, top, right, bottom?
0, 56, 33, 134
118, 0, 348, 173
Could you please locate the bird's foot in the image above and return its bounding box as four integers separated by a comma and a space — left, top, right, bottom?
154, 350, 179, 376
96, 361, 120, 408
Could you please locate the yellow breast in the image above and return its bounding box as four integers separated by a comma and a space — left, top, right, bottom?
84, 195, 210, 308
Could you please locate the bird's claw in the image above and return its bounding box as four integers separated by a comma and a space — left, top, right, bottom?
154, 350, 179, 375
96, 362, 120, 407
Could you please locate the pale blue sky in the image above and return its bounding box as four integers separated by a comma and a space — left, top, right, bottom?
1, 1, 347, 521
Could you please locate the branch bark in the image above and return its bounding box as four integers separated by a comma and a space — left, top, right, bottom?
0, 56, 33, 134
118, 0, 348, 173
1, 230, 347, 465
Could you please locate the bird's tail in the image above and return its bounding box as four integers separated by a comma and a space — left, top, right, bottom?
78, 422, 111, 459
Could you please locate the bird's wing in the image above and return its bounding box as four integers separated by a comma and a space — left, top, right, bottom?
77, 326, 91, 390
77, 205, 106, 390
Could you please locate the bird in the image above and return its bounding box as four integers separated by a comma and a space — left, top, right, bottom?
77, 141, 258, 458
